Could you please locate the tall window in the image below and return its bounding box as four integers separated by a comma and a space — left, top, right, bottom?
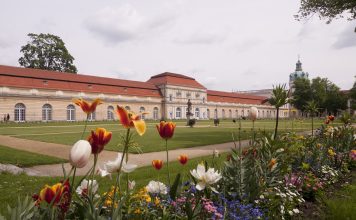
140, 107, 146, 120
153, 107, 159, 120
14, 103, 26, 122
207, 109, 210, 119
214, 109, 218, 119
176, 107, 181, 118
42, 104, 52, 121
67, 104, 75, 121
222, 109, 225, 118
203, 97, 206, 103
88, 112, 96, 121
195, 108, 200, 118
235, 110, 239, 118
107, 106, 114, 120
241, 110, 245, 117
229, 109, 232, 118
169, 94, 173, 102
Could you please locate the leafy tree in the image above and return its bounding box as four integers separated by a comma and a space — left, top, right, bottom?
310, 77, 328, 113
350, 78, 356, 111
291, 77, 312, 113
292, 77, 347, 115
19, 33, 77, 73
296, 0, 356, 31
324, 83, 348, 115
268, 84, 289, 139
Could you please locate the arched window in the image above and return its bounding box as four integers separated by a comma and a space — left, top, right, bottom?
214, 109, 218, 119
207, 109, 210, 119
125, 106, 130, 111
107, 106, 114, 120
262, 110, 265, 118
153, 107, 159, 120
203, 97, 206, 103
67, 104, 76, 121
14, 103, 26, 122
222, 109, 225, 119
229, 109, 232, 118
88, 112, 96, 121
195, 108, 200, 118
235, 110, 238, 118
176, 107, 181, 118
42, 104, 52, 121
241, 110, 245, 117
140, 107, 146, 120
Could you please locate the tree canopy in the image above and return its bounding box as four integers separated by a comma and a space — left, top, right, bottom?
291, 77, 347, 115
296, 0, 356, 31
19, 33, 77, 73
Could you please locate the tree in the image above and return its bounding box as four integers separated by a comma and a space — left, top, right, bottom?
291, 77, 312, 113
296, 0, 356, 31
268, 84, 289, 139
350, 78, 356, 112
19, 33, 77, 73
292, 77, 347, 115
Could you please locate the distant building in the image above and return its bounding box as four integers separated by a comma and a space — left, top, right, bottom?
0, 65, 289, 122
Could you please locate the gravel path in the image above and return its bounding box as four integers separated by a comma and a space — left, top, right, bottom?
0, 134, 250, 176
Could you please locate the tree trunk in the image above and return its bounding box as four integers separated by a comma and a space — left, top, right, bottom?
274, 108, 279, 139
311, 116, 314, 137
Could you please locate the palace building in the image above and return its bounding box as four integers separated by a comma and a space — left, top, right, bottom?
0, 65, 289, 122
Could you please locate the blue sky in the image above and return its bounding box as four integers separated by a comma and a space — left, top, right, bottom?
0, 0, 355, 91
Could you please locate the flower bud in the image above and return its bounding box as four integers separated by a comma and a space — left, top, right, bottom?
249, 107, 258, 121
69, 140, 91, 168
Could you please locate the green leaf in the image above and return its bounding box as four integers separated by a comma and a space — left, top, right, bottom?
169, 173, 181, 201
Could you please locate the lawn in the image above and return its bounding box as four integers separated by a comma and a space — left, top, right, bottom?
0, 145, 67, 167
0, 152, 228, 216
0, 119, 336, 153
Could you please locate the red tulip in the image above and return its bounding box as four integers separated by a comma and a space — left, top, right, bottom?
152, 159, 163, 170
156, 121, 176, 139
328, 115, 335, 121
73, 98, 102, 115
178, 155, 188, 165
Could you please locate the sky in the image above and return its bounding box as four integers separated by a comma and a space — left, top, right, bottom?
0, 0, 355, 91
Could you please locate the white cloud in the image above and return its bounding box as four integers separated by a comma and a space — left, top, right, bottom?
84, 4, 177, 44
174, 32, 226, 45
332, 22, 356, 49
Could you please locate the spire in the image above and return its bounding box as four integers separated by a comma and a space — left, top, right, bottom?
296, 55, 302, 71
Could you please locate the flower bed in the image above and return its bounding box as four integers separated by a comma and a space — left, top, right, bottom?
1, 99, 355, 220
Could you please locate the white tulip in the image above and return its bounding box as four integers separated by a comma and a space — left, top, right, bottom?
146, 180, 168, 195
128, 180, 136, 190
69, 140, 92, 168
249, 107, 258, 121
76, 179, 98, 196
190, 164, 222, 192
99, 153, 137, 178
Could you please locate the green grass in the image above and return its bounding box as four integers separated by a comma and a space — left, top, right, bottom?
0, 145, 67, 167
0, 119, 336, 153
0, 152, 228, 216
323, 172, 356, 219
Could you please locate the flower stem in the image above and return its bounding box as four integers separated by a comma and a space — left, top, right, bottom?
165, 139, 171, 186
80, 115, 89, 140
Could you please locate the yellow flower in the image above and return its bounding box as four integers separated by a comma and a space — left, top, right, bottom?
154, 197, 160, 206
328, 148, 336, 157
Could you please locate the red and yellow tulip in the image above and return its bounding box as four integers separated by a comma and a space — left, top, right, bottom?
39, 181, 70, 205
152, 160, 163, 170
156, 121, 176, 139
87, 128, 112, 154
178, 154, 188, 165
116, 105, 146, 136
328, 115, 335, 121
73, 98, 103, 115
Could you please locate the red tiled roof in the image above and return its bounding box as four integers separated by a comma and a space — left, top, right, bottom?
207, 90, 267, 105
0, 65, 161, 97
147, 72, 206, 89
